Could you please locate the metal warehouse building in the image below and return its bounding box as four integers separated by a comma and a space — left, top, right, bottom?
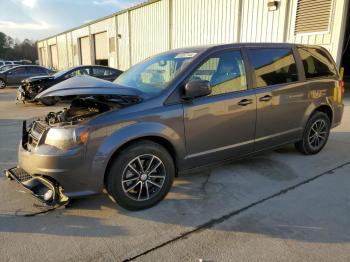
38, 0, 350, 72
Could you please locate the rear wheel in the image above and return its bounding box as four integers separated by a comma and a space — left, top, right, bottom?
0, 79, 6, 89
106, 141, 175, 210
295, 111, 330, 155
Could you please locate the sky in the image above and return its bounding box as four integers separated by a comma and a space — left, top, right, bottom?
0, 0, 145, 41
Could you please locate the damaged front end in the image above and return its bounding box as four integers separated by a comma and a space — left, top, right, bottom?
7, 81, 143, 206
4, 166, 69, 206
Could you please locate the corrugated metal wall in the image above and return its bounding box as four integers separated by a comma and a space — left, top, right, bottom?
172, 0, 239, 48
130, 0, 169, 65
37, 0, 348, 70
240, 0, 288, 42
57, 34, 68, 70
117, 13, 130, 70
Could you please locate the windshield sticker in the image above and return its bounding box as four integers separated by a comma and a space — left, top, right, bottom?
175, 53, 197, 59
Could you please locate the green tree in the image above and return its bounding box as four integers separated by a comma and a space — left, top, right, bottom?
0, 31, 37, 62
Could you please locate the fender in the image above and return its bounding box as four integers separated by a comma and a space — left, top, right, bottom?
301, 98, 334, 129
90, 121, 186, 190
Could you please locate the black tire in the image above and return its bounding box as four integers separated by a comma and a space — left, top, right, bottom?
295, 111, 331, 155
0, 78, 6, 89
106, 140, 175, 210
40, 97, 58, 106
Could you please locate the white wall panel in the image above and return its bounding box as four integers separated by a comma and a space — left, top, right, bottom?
172, 0, 239, 48
130, 0, 169, 65
117, 13, 130, 70
57, 34, 68, 70
38, 0, 348, 69
240, 0, 288, 42
66, 32, 74, 67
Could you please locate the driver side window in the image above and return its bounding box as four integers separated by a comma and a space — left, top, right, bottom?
190, 50, 247, 96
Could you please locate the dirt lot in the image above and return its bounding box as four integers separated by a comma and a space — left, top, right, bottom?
1, 87, 350, 262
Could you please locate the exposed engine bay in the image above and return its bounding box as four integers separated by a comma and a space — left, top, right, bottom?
44, 95, 140, 125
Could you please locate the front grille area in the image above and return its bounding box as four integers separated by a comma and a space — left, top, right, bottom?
33, 121, 46, 134
8, 167, 32, 182
28, 121, 47, 148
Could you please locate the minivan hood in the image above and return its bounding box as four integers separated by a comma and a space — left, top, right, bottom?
35, 75, 144, 99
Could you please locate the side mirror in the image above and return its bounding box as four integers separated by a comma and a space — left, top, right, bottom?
184, 80, 211, 99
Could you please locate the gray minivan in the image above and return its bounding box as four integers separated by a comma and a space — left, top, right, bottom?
5, 43, 344, 210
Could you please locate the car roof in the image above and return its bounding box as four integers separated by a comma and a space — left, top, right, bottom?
69, 65, 118, 70
169, 42, 324, 53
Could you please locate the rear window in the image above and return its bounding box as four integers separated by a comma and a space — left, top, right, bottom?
298, 47, 337, 79
247, 48, 298, 88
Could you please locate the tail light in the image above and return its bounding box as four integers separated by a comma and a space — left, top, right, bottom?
340, 80, 345, 97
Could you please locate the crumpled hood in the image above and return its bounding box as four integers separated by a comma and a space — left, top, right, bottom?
23, 75, 53, 84
35, 75, 145, 99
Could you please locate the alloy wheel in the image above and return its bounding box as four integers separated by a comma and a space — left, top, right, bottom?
121, 154, 166, 201
307, 119, 327, 150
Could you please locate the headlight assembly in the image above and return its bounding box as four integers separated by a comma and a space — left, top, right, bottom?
45, 127, 89, 150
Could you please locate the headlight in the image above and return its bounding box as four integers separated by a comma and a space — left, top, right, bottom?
45, 127, 89, 150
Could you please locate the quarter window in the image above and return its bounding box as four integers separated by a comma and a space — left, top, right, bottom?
247, 48, 298, 88
190, 51, 247, 96
298, 47, 336, 79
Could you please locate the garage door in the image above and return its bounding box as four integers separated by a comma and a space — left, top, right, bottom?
50, 45, 58, 69
80, 36, 91, 65
94, 32, 108, 61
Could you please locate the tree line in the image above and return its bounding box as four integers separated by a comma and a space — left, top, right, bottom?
0, 32, 38, 62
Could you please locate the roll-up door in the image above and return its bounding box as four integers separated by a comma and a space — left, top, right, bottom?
50, 45, 58, 69
94, 32, 108, 65
80, 36, 91, 65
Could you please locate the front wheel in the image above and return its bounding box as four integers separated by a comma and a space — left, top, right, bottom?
106, 141, 175, 210
295, 111, 331, 155
40, 97, 59, 106
0, 79, 6, 89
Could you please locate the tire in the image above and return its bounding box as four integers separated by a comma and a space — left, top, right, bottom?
106, 140, 175, 210
295, 111, 331, 155
40, 97, 58, 106
0, 79, 6, 89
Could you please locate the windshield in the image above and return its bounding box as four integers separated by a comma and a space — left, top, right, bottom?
114, 51, 198, 95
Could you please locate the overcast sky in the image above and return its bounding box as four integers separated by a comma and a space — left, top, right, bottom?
0, 0, 145, 41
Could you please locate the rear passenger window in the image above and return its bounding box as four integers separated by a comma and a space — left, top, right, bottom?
27, 67, 46, 74
247, 48, 298, 88
190, 50, 247, 96
298, 47, 337, 79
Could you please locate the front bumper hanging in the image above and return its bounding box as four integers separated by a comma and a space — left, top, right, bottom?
4, 166, 69, 207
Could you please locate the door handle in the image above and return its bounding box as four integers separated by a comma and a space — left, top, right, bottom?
259, 95, 272, 102
238, 99, 253, 106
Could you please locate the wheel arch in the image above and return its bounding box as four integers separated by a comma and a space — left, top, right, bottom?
313, 104, 333, 123
103, 136, 178, 187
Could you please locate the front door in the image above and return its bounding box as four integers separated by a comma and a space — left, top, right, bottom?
183, 49, 256, 168
246, 47, 308, 151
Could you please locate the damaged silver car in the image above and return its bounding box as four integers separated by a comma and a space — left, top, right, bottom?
5, 43, 344, 210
